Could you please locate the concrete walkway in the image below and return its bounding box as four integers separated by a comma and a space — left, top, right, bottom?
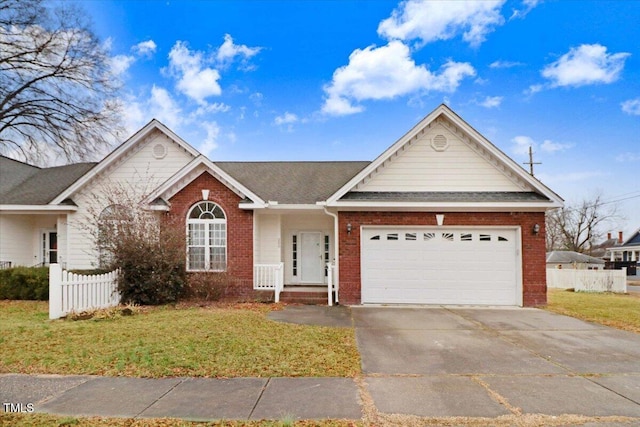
2, 306, 640, 424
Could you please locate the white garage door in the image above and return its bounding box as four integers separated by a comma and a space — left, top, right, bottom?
361, 227, 520, 305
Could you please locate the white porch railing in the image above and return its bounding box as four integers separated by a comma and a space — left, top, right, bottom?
49, 263, 120, 320
546, 268, 627, 293
327, 262, 338, 306
254, 263, 284, 302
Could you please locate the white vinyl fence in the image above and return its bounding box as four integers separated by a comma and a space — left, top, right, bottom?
253, 263, 284, 302
546, 268, 627, 293
49, 263, 120, 319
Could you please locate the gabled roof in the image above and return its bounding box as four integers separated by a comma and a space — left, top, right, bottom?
325, 104, 564, 209
50, 119, 200, 205
621, 228, 640, 247
546, 251, 605, 265
217, 161, 370, 204
142, 156, 269, 208
0, 156, 96, 205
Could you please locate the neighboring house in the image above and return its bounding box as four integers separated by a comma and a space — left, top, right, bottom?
546, 250, 605, 270
606, 229, 640, 276
590, 231, 624, 260
0, 104, 564, 306
606, 229, 640, 263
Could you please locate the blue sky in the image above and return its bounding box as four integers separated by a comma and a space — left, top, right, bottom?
81, 0, 639, 238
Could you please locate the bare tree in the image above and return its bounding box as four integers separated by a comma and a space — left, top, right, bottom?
545, 192, 620, 254
0, 0, 123, 164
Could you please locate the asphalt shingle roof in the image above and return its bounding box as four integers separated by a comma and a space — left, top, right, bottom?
546, 250, 605, 264
0, 156, 96, 205
340, 191, 550, 203
215, 161, 371, 204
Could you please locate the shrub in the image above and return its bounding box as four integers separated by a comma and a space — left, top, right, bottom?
183, 272, 229, 301
0, 267, 49, 300
107, 217, 186, 305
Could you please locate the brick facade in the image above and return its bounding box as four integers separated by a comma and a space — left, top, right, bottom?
167, 172, 257, 300
337, 211, 547, 307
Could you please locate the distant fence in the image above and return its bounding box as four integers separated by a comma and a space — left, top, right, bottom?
49, 264, 120, 319
547, 268, 627, 293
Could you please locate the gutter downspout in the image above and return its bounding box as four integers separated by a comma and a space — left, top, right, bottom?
323, 206, 339, 304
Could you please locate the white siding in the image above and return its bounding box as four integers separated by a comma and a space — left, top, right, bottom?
358, 123, 524, 192
65, 132, 195, 269
255, 214, 281, 264
0, 215, 35, 266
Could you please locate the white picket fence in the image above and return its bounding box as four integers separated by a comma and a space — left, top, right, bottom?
49, 263, 120, 319
547, 268, 627, 293
253, 263, 284, 302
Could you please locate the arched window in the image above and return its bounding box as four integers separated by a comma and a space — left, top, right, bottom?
187, 201, 227, 271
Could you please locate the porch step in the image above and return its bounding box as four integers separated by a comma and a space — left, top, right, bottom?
279, 286, 334, 305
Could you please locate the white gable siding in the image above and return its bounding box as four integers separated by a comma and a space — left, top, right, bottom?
64, 132, 196, 269
358, 123, 526, 192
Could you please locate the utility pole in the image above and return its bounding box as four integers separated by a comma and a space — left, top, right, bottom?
523, 146, 541, 176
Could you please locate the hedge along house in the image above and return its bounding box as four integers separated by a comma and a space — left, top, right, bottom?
0, 105, 563, 306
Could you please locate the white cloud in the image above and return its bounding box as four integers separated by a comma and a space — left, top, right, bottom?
510, 0, 542, 20
168, 41, 222, 104
322, 41, 475, 116
110, 54, 135, 76
541, 44, 630, 88
621, 98, 640, 115
133, 40, 157, 57
194, 102, 231, 117
616, 152, 640, 162
511, 135, 572, 156
215, 34, 262, 70
489, 60, 524, 69
148, 85, 183, 129
378, 0, 505, 47
478, 95, 503, 108
540, 139, 573, 153
525, 84, 544, 95
199, 121, 220, 157
274, 112, 299, 132
274, 112, 298, 126
511, 135, 535, 155
118, 85, 183, 135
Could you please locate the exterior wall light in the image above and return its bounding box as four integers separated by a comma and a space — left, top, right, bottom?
533, 223, 540, 235
347, 223, 352, 234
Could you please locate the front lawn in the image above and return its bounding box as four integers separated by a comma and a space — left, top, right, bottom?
546, 289, 640, 333
0, 301, 360, 378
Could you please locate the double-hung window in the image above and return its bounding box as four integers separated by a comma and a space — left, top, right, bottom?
187, 201, 226, 271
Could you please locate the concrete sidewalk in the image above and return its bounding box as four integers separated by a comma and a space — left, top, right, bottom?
1, 374, 362, 421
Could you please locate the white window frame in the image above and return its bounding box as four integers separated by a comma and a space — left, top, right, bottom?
186, 201, 227, 272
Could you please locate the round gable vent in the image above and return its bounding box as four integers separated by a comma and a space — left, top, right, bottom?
431, 134, 449, 152
152, 143, 167, 159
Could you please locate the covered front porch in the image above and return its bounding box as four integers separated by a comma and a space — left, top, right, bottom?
251, 209, 338, 305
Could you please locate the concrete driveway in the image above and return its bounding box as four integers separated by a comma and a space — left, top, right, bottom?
352, 306, 640, 418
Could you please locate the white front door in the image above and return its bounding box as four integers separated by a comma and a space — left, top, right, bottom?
300, 232, 324, 283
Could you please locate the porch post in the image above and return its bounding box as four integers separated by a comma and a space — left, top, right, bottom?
323, 207, 339, 304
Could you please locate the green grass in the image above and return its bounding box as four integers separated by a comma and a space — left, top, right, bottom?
0, 413, 361, 427
546, 289, 640, 333
0, 301, 360, 378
